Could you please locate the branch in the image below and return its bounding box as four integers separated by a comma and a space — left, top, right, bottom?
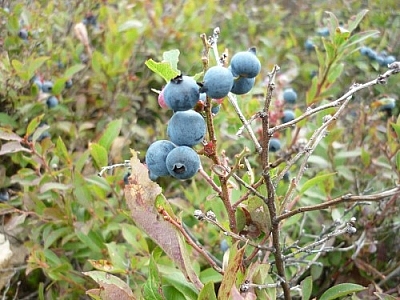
276, 185, 400, 222
269, 62, 400, 135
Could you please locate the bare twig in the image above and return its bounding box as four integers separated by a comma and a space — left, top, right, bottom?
276, 186, 400, 222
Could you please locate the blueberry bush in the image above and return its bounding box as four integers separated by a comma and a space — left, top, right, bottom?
0, 1, 400, 300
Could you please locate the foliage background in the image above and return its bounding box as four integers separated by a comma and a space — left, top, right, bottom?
0, 0, 399, 299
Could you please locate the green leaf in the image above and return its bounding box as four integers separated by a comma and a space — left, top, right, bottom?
26, 114, 44, 137
75, 230, 103, 254
347, 9, 369, 33
198, 282, 217, 300
327, 63, 344, 84
162, 49, 180, 72
118, 20, 143, 32
391, 123, 400, 141
374, 292, 398, 300
301, 276, 313, 300
143, 256, 165, 300
97, 119, 123, 151
11, 59, 24, 74
28, 56, 50, 79
0, 113, 18, 128
319, 283, 366, 300
56, 137, 71, 165
44, 227, 70, 249
323, 39, 336, 65
64, 64, 86, 79
344, 30, 380, 49
299, 172, 336, 195
145, 58, 180, 82
162, 271, 198, 300
90, 143, 108, 169
395, 151, 400, 172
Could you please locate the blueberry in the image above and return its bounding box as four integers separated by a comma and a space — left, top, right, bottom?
167, 110, 206, 147
375, 55, 386, 66
166, 146, 200, 180
145, 140, 176, 181
230, 48, 261, 78
283, 88, 297, 104
42, 81, 54, 93
211, 104, 221, 115
316, 27, 330, 37
18, 29, 28, 40
269, 138, 281, 152
367, 49, 377, 60
283, 172, 290, 182
281, 110, 295, 123
304, 39, 315, 52
123, 172, 131, 185
83, 13, 97, 27
46, 96, 59, 108
32, 79, 42, 91
384, 55, 396, 66
379, 98, 396, 111
164, 75, 200, 111
65, 79, 73, 89
0, 190, 10, 202
200, 66, 234, 99
359, 46, 371, 56
230, 76, 255, 95
220, 239, 229, 253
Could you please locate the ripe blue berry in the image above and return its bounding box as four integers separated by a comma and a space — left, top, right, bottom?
65, 79, 73, 89
46, 96, 59, 108
281, 109, 295, 123
145, 140, 176, 181
211, 104, 221, 115
375, 55, 385, 66
316, 27, 329, 37
167, 110, 206, 147
384, 55, 396, 66
304, 39, 315, 52
0, 190, 10, 202
42, 81, 54, 93
166, 146, 200, 180
18, 29, 28, 40
283, 172, 290, 182
283, 88, 297, 104
230, 48, 261, 78
230, 76, 255, 95
164, 75, 200, 111
123, 172, 131, 185
200, 66, 234, 99
359, 46, 371, 56
269, 138, 281, 152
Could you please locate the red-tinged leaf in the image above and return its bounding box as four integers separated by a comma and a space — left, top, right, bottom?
218, 243, 246, 300
124, 150, 203, 290
83, 271, 136, 300
0, 128, 22, 141
0, 141, 30, 155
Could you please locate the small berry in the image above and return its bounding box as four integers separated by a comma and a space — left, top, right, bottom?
123, 172, 131, 185
283, 172, 290, 182
211, 104, 221, 115
230, 48, 261, 78
18, 29, 28, 40
269, 138, 281, 152
0, 190, 10, 202
46, 96, 59, 108
164, 75, 200, 111
281, 110, 295, 123
42, 81, 54, 93
167, 110, 206, 147
359, 46, 371, 56
145, 140, 176, 181
200, 66, 234, 99
304, 39, 315, 52
65, 79, 73, 89
384, 55, 396, 66
375, 55, 386, 66
283, 88, 297, 104
230, 76, 255, 95
316, 27, 330, 37
166, 146, 200, 180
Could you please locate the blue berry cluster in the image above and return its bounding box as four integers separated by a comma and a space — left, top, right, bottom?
147, 47, 262, 181
359, 46, 396, 67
